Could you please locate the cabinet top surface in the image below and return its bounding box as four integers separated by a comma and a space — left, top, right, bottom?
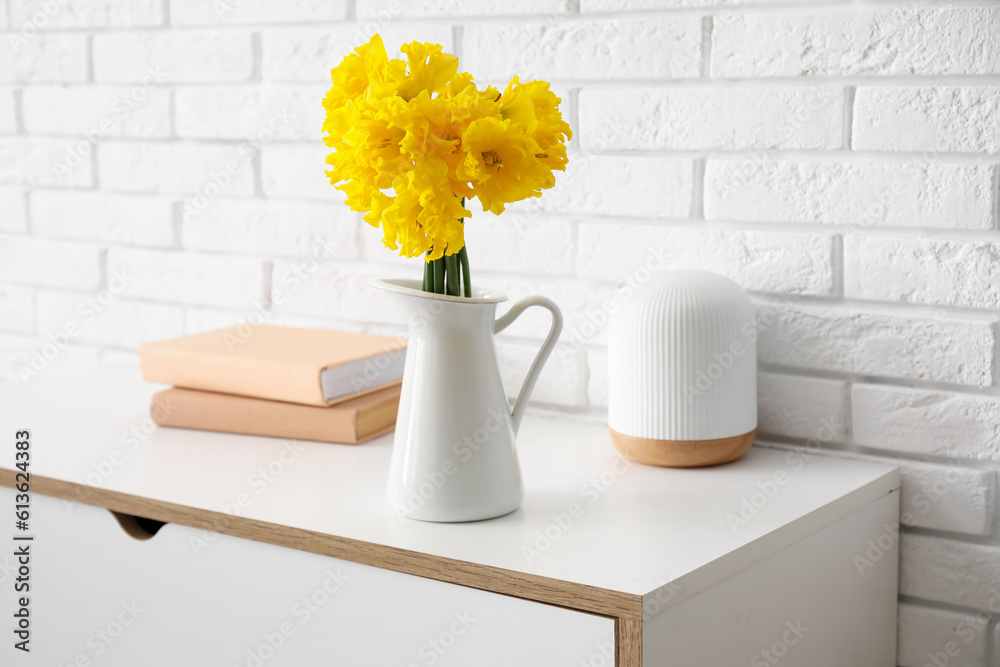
1, 366, 898, 598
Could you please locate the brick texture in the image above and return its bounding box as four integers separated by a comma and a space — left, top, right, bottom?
845, 236, 1000, 309
854, 87, 1000, 154
579, 87, 844, 150
755, 302, 996, 386
705, 160, 995, 230
713, 9, 1000, 78
93, 31, 254, 83
463, 18, 702, 81
853, 384, 1000, 461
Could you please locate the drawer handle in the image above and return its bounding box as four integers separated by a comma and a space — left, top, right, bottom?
110, 511, 166, 541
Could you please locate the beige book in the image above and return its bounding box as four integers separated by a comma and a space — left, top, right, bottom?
139, 325, 406, 407
151, 385, 400, 445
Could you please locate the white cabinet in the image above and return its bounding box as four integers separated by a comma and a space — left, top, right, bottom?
0, 368, 900, 666
0, 487, 612, 666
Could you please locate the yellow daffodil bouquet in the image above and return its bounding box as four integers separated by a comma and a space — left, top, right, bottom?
321, 35, 572, 296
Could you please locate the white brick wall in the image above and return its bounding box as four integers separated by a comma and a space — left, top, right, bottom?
174, 85, 323, 141
0, 33, 88, 82
358, 0, 571, 19
755, 301, 996, 386
463, 18, 702, 81
36, 290, 184, 349
182, 198, 359, 258
262, 25, 454, 82
854, 86, 1000, 154
579, 87, 845, 150
898, 603, 989, 667
0, 236, 103, 289
98, 142, 255, 196
22, 85, 172, 138
845, 236, 1000, 309
853, 384, 1000, 461
510, 155, 693, 218
1, 136, 95, 187
93, 31, 254, 83
0, 188, 27, 231
756, 373, 848, 442
10, 0, 163, 29
0, 284, 34, 334
169, 0, 349, 26
260, 143, 343, 201
3, 3, 999, 663
901, 535, 1000, 612
578, 224, 835, 294
712, 9, 1000, 78
0, 88, 17, 133
105, 247, 267, 308
705, 161, 995, 229
30, 190, 175, 246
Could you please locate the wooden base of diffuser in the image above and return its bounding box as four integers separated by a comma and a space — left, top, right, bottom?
610, 428, 756, 468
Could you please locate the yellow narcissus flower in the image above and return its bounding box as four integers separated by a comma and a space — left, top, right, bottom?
396, 41, 459, 101
377, 159, 470, 260
458, 117, 552, 215
321, 34, 571, 274
500, 77, 573, 171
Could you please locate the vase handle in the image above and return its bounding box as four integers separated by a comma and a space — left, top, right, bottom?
494, 296, 563, 435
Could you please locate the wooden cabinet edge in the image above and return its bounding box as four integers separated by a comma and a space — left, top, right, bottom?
616, 616, 643, 667
0, 469, 642, 626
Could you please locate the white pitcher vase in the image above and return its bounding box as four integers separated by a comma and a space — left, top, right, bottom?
373, 278, 563, 522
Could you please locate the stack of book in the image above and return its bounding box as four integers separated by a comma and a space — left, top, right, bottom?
139, 325, 406, 445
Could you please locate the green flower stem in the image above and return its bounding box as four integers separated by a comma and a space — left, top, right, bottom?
422, 252, 433, 292
432, 256, 446, 295
459, 246, 471, 297
445, 254, 460, 296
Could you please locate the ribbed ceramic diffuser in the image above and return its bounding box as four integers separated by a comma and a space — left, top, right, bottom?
608, 270, 757, 467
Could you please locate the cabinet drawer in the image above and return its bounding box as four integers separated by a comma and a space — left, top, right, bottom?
0, 487, 614, 666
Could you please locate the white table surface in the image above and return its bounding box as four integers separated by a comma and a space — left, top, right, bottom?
0, 365, 899, 603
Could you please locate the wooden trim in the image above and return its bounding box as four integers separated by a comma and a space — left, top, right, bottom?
616, 615, 643, 667
610, 428, 756, 468
0, 470, 642, 622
